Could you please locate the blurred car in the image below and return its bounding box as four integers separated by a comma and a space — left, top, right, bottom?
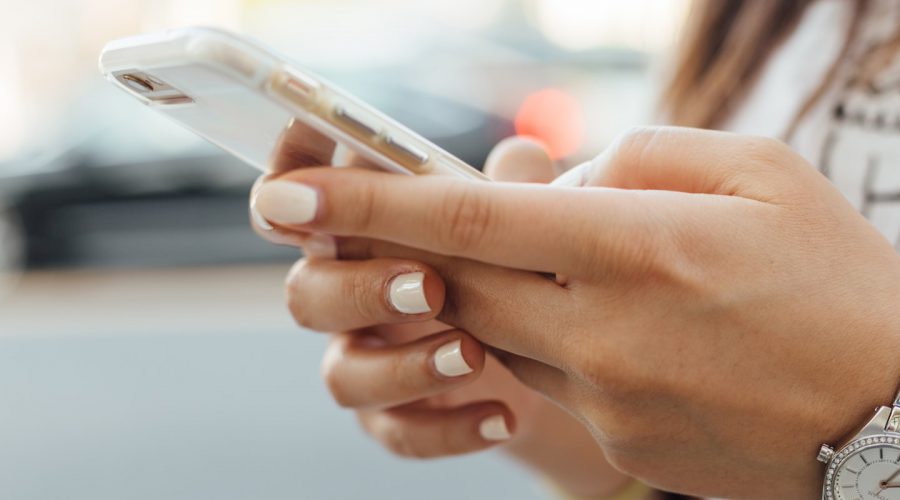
0, 7, 655, 273
0, 78, 513, 270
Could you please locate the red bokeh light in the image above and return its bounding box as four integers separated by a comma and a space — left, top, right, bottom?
513, 88, 585, 160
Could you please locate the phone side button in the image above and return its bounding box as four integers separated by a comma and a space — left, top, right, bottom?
284, 76, 316, 103
384, 136, 429, 166
333, 106, 379, 137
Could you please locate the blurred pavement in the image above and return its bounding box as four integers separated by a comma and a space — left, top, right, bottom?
0, 266, 546, 500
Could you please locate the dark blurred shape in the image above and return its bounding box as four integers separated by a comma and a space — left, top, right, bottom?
0, 81, 511, 270
13, 156, 287, 269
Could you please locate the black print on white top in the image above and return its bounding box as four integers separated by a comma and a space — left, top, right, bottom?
821, 36, 900, 248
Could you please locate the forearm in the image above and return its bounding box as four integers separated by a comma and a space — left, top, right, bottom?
502, 399, 633, 498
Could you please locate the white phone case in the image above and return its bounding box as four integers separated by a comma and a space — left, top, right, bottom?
99, 27, 488, 181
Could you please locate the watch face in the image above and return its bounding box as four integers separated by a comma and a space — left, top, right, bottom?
826, 436, 900, 499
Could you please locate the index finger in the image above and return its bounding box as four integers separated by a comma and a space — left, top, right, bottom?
270, 119, 382, 172
255, 121, 380, 249
270, 119, 337, 173
252, 166, 658, 276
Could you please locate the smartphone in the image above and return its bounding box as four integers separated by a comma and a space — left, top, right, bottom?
98, 26, 488, 181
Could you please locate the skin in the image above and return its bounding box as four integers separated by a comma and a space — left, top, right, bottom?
252, 126, 900, 499
252, 122, 632, 498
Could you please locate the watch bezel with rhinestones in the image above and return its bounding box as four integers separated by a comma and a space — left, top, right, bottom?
819, 401, 900, 500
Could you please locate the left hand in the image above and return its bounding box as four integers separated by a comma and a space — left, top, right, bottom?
253, 128, 631, 496
253, 127, 900, 499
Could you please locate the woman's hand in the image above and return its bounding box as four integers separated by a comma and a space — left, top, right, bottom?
252, 126, 900, 499
251, 131, 631, 497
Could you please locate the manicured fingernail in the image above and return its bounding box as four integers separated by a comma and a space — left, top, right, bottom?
250, 194, 274, 231
303, 233, 337, 259
434, 339, 473, 377
388, 272, 430, 314
479, 415, 511, 441
254, 180, 318, 225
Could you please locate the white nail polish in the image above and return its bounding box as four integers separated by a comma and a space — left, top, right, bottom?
254, 180, 318, 225
250, 194, 274, 231
388, 272, 430, 315
479, 415, 511, 441
434, 340, 473, 377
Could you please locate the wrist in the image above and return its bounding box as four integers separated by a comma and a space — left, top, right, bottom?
738, 288, 900, 499
804, 292, 900, 498
817, 306, 900, 447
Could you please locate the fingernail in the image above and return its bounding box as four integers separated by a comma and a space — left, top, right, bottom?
249, 194, 274, 231
303, 233, 337, 259
479, 415, 511, 441
434, 339, 473, 377
551, 161, 590, 187
388, 272, 430, 314
254, 180, 318, 225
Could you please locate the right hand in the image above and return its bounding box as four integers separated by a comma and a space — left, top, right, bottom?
250, 126, 631, 496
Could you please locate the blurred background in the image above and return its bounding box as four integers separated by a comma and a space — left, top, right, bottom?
0, 0, 688, 498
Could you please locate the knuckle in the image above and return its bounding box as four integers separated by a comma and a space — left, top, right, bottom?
404, 442, 432, 459
742, 136, 793, 171
606, 127, 685, 189
388, 352, 425, 395
438, 426, 457, 456
736, 136, 807, 201
617, 125, 661, 152
322, 371, 352, 409
434, 183, 494, 254
342, 268, 383, 322
363, 411, 450, 459
378, 421, 418, 458
613, 126, 664, 165
284, 261, 319, 330
320, 342, 353, 408
288, 302, 317, 330
346, 179, 380, 233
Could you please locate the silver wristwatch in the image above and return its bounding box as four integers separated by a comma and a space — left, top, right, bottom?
818, 389, 900, 499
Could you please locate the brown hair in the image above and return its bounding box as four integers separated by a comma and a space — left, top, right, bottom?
661, 0, 869, 134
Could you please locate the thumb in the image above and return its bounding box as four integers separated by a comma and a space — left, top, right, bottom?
562, 126, 801, 200
483, 136, 558, 184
